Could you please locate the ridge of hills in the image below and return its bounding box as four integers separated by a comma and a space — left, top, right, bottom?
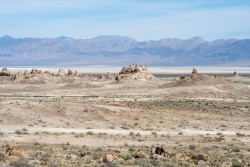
0, 35, 249, 66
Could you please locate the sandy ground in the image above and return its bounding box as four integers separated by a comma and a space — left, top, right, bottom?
0, 72, 250, 166
1, 76, 250, 145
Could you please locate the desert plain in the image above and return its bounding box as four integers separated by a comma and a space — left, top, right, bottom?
0, 65, 250, 167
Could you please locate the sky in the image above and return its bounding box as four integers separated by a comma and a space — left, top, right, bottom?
0, 0, 250, 41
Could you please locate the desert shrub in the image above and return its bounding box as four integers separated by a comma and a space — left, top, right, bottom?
10, 158, 34, 167
74, 134, 80, 138
129, 132, 135, 136
134, 159, 174, 167
15, 130, 22, 134
77, 150, 87, 157
231, 159, 243, 167
178, 132, 183, 135
85, 157, 92, 164
121, 126, 129, 130
236, 132, 246, 137
120, 152, 132, 161
109, 126, 115, 129
49, 162, 60, 167
95, 147, 103, 152
189, 144, 196, 150
87, 131, 94, 135
22, 128, 28, 132
99, 162, 119, 167
151, 131, 157, 137
15, 129, 28, 135
220, 124, 227, 127
93, 153, 103, 160
0, 152, 7, 162
40, 157, 50, 165
135, 133, 141, 137
231, 146, 240, 152
134, 123, 139, 126
128, 147, 135, 152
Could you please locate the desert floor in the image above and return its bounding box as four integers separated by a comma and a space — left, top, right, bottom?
0, 73, 250, 166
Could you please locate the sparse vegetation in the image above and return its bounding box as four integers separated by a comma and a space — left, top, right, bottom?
87, 131, 94, 135
178, 132, 183, 135
1, 67, 250, 166
151, 131, 157, 137
0, 131, 3, 137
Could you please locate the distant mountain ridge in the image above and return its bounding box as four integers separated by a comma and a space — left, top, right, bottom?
0, 35, 249, 66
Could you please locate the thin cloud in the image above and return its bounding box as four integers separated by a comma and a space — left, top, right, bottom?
0, 0, 250, 40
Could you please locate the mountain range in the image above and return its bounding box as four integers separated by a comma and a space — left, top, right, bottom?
0, 35, 250, 66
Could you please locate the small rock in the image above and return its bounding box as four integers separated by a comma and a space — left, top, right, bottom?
103, 154, 118, 162
198, 160, 208, 167
134, 150, 147, 159
155, 146, 166, 156
191, 152, 209, 161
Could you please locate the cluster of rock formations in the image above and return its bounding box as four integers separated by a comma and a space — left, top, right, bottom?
101, 145, 211, 164
117, 64, 155, 80
0, 64, 155, 84
0, 68, 81, 84
173, 68, 231, 87
1, 66, 241, 85
119, 64, 149, 74
5, 145, 28, 158
98, 64, 155, 81
98, 72, 117, 80
0, 68, 12, 76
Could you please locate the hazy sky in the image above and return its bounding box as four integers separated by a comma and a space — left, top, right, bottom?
1, 0, 250, 41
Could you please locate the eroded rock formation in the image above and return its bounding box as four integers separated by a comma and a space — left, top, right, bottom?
117, 64, 155, 81
0, 68, 12, 76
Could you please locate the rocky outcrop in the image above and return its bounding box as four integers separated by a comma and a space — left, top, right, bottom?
233, 71, 238, 77
192, 68, 198, 75
0, 68, 12, 76
191, 68, 204, 80
74, 71, 79, 77
155, 146, 166, 156
96, 64, 155, 81
30, 69, 39, 75
0, 68, 86, 84
115, 74, 121, 81
105, 72, 116, 80
180, 75, 186, 80
119, 64, 149, 74
118, 64, 155, 81
0, 66, 154, 84
134, 149, 147, 158
103, 154, 118, 162
68, 70, 74, 76
57, 69, 65, 77
5, 145, 28, 158
161, 68, 232, 88
11, 72, 22, 81
98, 74, 105, 80
191, 152, 210, 162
